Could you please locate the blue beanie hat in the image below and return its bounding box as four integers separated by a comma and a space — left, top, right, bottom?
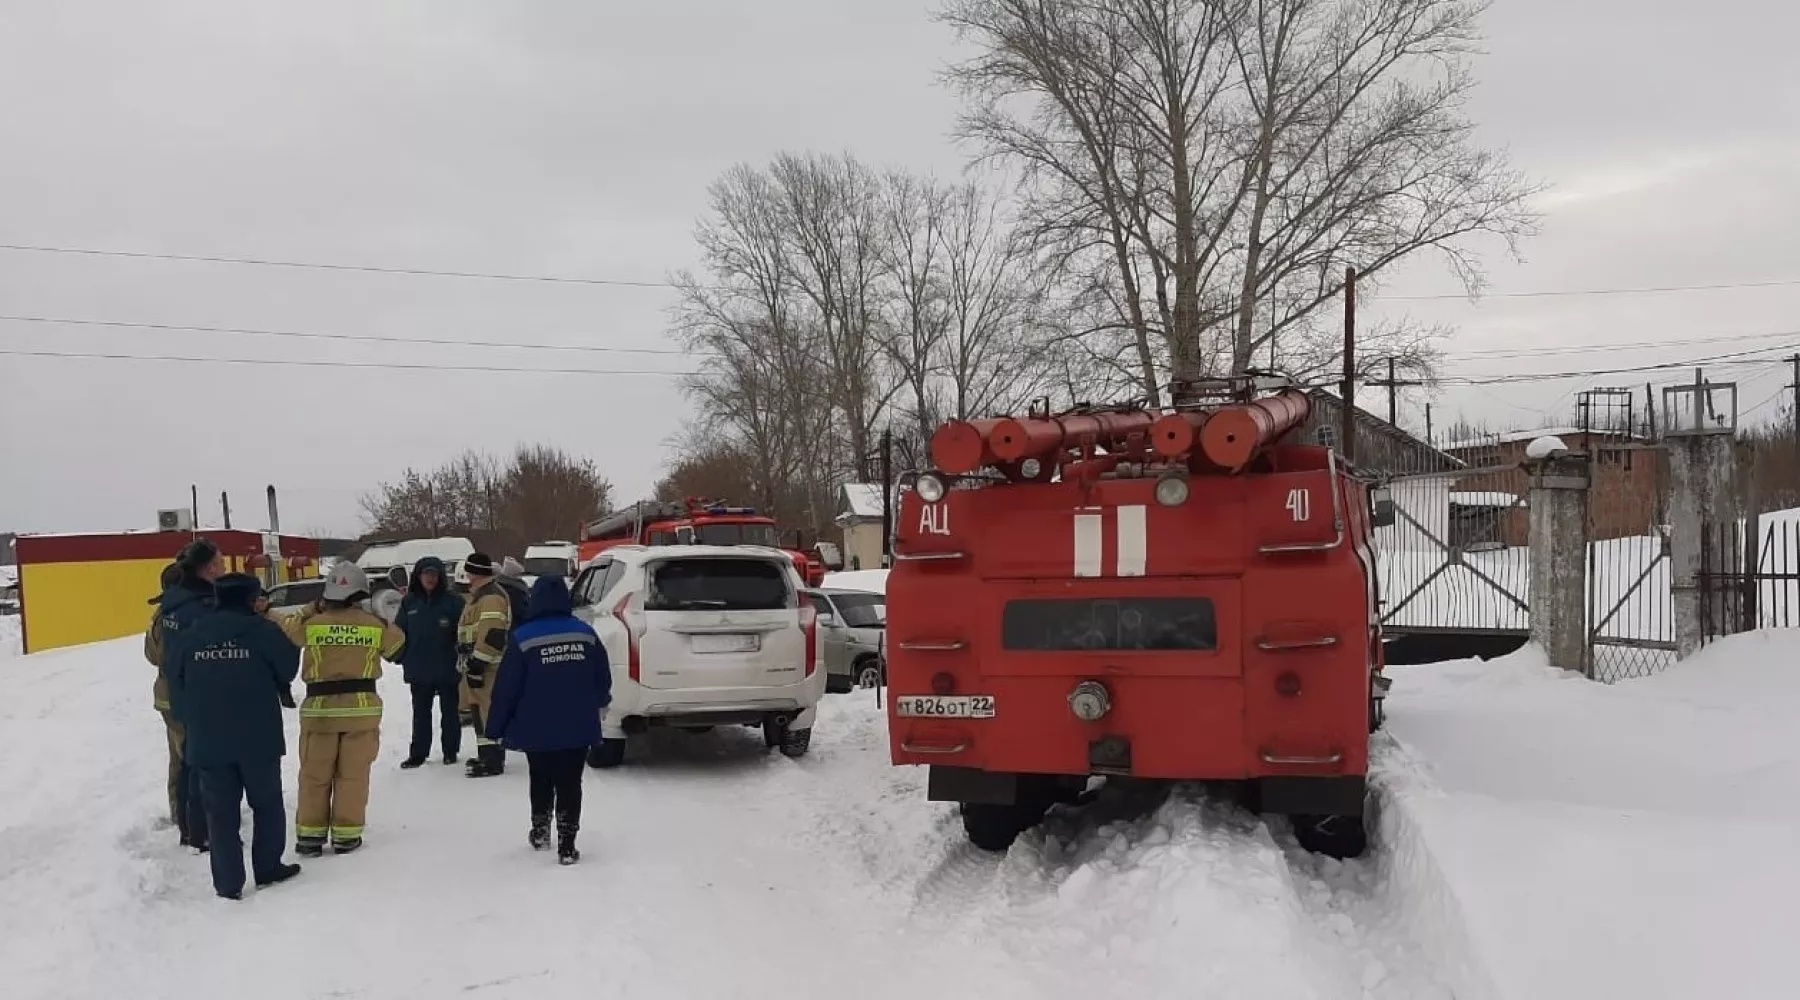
214, 572, 264, 610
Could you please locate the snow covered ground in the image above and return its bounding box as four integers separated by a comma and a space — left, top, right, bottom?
0, 614, 20, 657
5, 630, 1456, 1000
1381, 632, 1800, 1000
8, 606, 1793, 999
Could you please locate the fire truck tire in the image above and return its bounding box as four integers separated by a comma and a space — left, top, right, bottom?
586, 739, 627, 770
779, 727, 813, 758
960, 803, 1027, 852
1292, 814, 1368, 860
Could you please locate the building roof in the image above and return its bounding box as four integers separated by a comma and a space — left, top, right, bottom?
837, 484, 887, 525
1441, 425, 1641, 452
1302, 388, 1464, 476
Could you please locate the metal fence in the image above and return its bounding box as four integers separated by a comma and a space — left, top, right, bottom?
1699, 517, 1800, 644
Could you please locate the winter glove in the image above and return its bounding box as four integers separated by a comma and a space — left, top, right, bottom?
278, 686, 297, 709
456, 642, 474, 658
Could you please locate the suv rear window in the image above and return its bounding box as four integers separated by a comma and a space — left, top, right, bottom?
647, 558, 790, 611
1001, 597, 1217, 651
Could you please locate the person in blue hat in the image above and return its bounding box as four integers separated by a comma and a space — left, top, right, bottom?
168, 572, 304, 900
486, 575, 612, 865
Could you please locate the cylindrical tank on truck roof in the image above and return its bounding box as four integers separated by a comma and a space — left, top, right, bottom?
1198, 389, 1313, 470
986, 410, 1156, 463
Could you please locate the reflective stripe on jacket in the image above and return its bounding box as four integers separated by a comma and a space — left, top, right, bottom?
281, 606, 406, 732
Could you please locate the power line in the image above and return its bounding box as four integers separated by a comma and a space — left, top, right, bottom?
1439, 342, 1800, 386
4, 240, 1800, 301
8, 309, 1797, 372
0, 313, 698, 358
1443, 328, 1800, 361
0, 348, 698, 378
1388, 278, 1800, 301
0, 243, 679, 289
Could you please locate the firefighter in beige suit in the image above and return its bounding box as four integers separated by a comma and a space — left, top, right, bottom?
280, 562, 406, 856
457, 553, 513, 778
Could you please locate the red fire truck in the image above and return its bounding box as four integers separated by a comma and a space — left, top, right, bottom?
884, 382, 1387, 857
577, 497, 825, 587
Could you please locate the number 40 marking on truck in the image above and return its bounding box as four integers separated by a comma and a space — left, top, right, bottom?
1285, 488, 1311, 522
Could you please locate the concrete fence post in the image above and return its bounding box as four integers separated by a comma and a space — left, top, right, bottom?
1527, 450, 1592, 673
1667, 432, 1740, 658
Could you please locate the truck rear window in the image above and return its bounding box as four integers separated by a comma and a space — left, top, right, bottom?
647, 559, 790, 611
1001, 597, 1217, 651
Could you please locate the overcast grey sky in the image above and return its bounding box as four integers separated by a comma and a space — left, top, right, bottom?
1, 0, 1796, 536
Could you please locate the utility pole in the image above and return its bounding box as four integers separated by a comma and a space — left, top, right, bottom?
190, 485, 200, 536
220, 491, 232, 530
1340, 266, 1357, 463
1366, 356, 1423, 427
1425, 403, 1434, 447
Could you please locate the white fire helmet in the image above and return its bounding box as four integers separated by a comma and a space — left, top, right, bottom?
322, 562, 371, 602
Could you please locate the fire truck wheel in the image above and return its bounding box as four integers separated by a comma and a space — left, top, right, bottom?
1292, 814, 1367, 860
960, 803, 1027, 853
779, 727, 813, 758
586, 739, 627, 770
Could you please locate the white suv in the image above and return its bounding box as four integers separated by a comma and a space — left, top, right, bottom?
570, 545, 825, 766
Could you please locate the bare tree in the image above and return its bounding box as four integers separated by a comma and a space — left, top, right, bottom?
499, 445, 613, 543
941, 0, 1538, 396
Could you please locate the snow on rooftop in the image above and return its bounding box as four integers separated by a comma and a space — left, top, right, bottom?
356, 536, 476, 568
0, 566, 16, 587
838, 483, 885, 520
1440, 425, 1586, 451
1448, 491, 1525, 508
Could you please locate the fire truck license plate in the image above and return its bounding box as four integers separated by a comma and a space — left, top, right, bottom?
894, 695, 995, 719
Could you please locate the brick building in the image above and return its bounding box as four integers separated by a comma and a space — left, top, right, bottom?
1441, 427, 1662, 544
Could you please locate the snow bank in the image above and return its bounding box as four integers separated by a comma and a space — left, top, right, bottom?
0, 615, 18, 657
1382, 635, 1800, 1000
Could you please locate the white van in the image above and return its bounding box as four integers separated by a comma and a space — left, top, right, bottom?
570, 545, 824, 766
521, 541, 579, 584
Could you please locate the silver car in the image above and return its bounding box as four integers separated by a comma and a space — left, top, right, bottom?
804, 588, 886, 692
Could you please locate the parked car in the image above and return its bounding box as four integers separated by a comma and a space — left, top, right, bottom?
265, 565, 405, 622
263, 578, 327, 619
570, 544, 825, 766
804, 588, 885, 692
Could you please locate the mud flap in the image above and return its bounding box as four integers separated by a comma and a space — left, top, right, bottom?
1260, 775, 1367, 817
928, 765, 1017, 805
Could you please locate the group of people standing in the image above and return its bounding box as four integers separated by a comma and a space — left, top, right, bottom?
144, 541, 614, 901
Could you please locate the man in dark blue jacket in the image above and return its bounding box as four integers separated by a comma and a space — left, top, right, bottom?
148, 536, 227, 852
396, 556, 467, 768
169, 573, 304, 900
487, 576, 612, 866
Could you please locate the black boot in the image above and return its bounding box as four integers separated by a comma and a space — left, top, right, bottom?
556, 817, 580, 865
400, 756, 427, 770
333, 837, 362, 855
529, 813, 551, 851
442, 752, 459, 765
255, 863, 303, 889
295, 838, 325, 859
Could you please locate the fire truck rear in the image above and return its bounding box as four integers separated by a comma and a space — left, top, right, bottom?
885, 383, 1385, 857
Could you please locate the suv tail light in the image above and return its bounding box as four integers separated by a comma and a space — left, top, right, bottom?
612, 593, 644, 682
798, 602, 818, 677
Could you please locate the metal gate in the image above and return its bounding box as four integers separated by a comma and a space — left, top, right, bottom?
1583, 437, 1676, 682
1377, 466, 1531, 638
